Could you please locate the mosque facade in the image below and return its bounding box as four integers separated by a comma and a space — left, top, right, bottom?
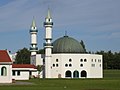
30, 10, 103, 78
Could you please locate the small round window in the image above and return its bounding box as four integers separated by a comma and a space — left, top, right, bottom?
69, 64, 72, 67
65, 64, 68, 67
80, 59, 83, 62
80, 64, 83, 67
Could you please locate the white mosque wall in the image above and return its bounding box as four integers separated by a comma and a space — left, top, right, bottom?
51, 54, 103, 78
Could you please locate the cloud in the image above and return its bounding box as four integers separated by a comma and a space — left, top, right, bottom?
0, 0, 120, 52
0, 0, 120, 32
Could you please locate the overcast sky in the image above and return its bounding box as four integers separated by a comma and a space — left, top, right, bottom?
0, 0, 120, 53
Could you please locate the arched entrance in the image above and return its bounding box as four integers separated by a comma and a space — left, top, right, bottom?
81, 70, 87, 77
73, 70, 79, 78
65, 70, 72, 78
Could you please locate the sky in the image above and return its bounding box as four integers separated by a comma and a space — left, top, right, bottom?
0, 0, 120, 53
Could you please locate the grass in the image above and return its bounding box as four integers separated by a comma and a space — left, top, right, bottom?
0, 70, 120, 90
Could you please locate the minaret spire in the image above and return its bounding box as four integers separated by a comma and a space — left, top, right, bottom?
31, 16, 36, 27
46, 8, 51, 19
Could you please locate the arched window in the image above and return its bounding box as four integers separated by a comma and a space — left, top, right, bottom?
53, 64, 55, 67
73, 70, 79, 78
1, 66, 7, 76
84, 59, 87, 62
80, 59, 83, 62
81, 70, 87, 78
69, 64, 72, 67
56, 59, 58, 62
65, 70, 72, 78
56, 64, 58, 67
69, 59, 72, 62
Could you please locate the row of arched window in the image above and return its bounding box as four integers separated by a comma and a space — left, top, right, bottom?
65, 70, 87, 78
0, 66, 7, 76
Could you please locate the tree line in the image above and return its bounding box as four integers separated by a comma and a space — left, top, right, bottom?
95, 50, 120, 69
15, 48, 120, 69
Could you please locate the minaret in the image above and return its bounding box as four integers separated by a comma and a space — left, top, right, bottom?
30, 17, 38, 56
44, 9, 53, 78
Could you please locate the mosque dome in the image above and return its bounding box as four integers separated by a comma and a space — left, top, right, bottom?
52, 36, 86, 53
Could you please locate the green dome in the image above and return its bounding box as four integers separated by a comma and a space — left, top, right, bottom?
52, 36, 86, 53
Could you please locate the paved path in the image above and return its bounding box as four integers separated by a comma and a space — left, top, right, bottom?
0, 81, 35, 85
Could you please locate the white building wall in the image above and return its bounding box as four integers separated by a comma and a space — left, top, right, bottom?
32, 71, 38, 77
0, 64, 12, 83
51, 54, 103, 78
51, 54, 62, 78
12, 70, 29, 80
89, 55, 103, 78
30, 54, 43, 66
12, 68, 38, 80
36, 54, 43, 66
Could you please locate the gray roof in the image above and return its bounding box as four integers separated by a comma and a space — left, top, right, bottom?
52, 36, 86, 53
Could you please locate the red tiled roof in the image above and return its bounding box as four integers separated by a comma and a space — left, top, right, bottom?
12, 64, 37, 69
0, 50, 12, 62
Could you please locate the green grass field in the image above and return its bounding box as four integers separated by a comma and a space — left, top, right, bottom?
0, 70, 120, 90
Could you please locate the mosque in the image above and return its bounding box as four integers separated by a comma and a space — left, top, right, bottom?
30, 10, 103, 78
0, 9, 103, 83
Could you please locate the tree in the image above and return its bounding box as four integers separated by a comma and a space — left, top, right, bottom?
15, 48, 30, 64
37, 49, 45, 54
37, 65, 44, 78
80, 40, 86, 52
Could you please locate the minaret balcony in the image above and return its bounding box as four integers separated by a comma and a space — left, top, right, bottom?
30, 47, 38, 51
30, 29, 38, 33
44, 43, 53, 46
44, 22, 53, 26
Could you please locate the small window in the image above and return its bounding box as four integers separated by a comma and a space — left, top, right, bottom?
98, 59, 101, 62
49, 19, 51, 22
56, 64, 58, 67
53, 64, 55, 67
17, 71, 20, 76
80, 59, 83, 62
84, 59, 87, 62
69, 59, 72, 62
95, 59, 96, 62
80, 64, 83, 67
65, 64, 68, 67
56, 59, 58, 62
12, 70, 16, 76
91, 64, 95, 67
43, 59, 45, 64
91, 59, 93, 62
69, 64, 72, 67
100, 64, 101, 67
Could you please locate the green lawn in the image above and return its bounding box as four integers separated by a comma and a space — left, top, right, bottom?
0, 70, 120, 90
